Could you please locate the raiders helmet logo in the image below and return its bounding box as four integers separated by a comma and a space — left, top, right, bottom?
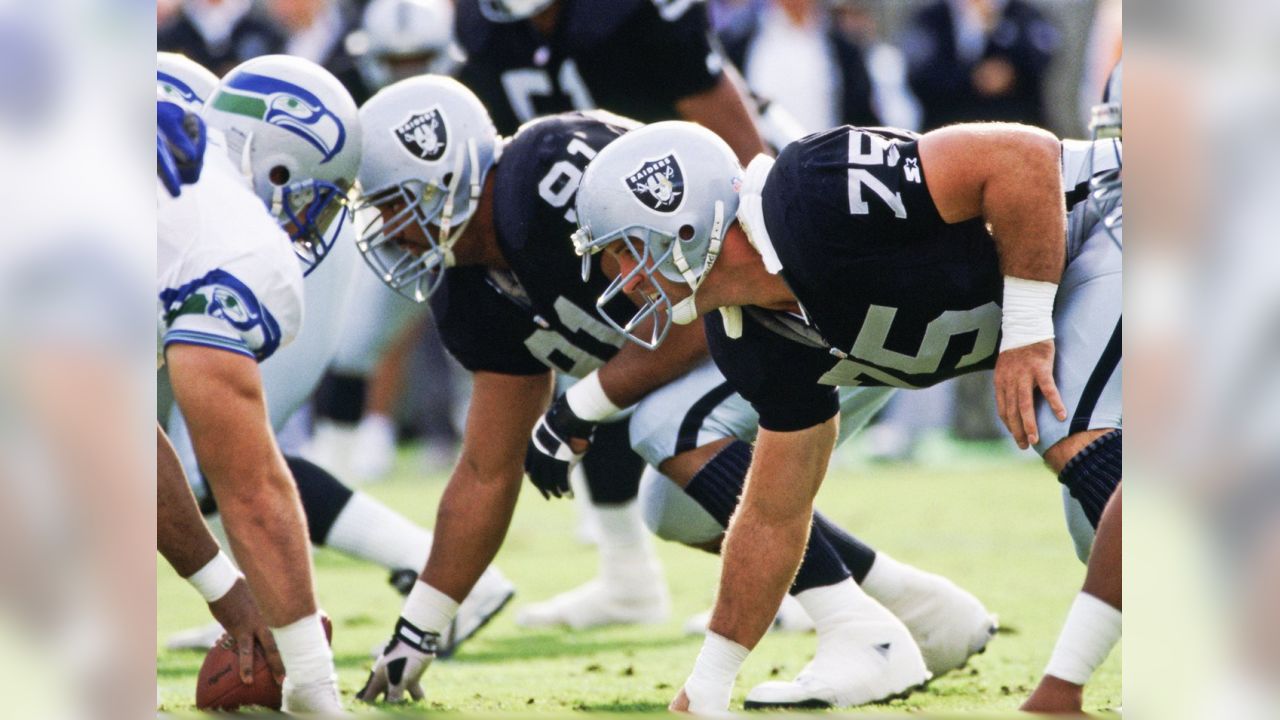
394, 107, 448, 161
624, 154, 684, 213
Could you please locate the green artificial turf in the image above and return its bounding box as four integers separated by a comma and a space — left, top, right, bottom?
158, 439, 1120, 714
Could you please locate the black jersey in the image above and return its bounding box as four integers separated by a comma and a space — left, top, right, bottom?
710, 126, 1006, 431
430, 112, 639, 378
455, 0, 723, 135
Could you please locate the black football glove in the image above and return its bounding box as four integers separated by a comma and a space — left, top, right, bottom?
525, 394, 595, 499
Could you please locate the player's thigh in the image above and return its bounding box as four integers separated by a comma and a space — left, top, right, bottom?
1034, 218, 1122, 456
630, 360, 759, 472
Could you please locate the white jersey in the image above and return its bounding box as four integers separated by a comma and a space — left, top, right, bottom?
157, 131, 304, 365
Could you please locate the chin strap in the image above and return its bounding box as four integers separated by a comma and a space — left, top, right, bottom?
666, 200, 742, 338
431, 138, 482, 269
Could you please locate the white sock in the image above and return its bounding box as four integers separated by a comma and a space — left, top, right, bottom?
271, 612, 335, 687
593, 501, 662, 590
356, 412, 395, 440
402, 580, 459, 635
325, 492, 432, 571
795, 578, 889, 632
860, 552, 911, 605
684, 631, 749, 711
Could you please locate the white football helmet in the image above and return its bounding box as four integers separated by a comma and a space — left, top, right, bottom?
1088, 60, 1122, 246
202, 55, 362, 276
157, 52, 218, 109
478, 0, 556, 22
354, 75, 499, 302
348, 0, 460, 91
573, 121, 742, 349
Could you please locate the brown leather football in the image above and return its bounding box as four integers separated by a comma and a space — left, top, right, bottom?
195, 615, 333, 711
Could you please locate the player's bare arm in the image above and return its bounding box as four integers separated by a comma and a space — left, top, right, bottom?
165, 344, 318, 628
676, 69, 767, 166
598, 313, 708, 410
422, 370, 555, 601
157, 423, 284, 683
919, 124, 1068, 448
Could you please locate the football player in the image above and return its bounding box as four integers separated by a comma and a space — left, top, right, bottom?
446, 0, 770, 632
157, 53, 361, 712
158, 52, 515, 658
352, 77, 993, 705
157, 99, 284, 689
573, 114, 1122, 710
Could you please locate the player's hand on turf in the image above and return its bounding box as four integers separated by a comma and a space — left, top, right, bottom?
206, 578, 285, 684
525, 394, 594, 499
994, 339, 1066, 450
358, 618, 438, 704
157, 100, 207, 197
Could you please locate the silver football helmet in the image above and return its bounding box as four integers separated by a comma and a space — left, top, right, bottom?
157, 52, 218, 109
478, 0, 556, 22
203, 55, 362, 276
354, 75, 499, 302
573, 121, 742, 349
1088, 61, 1122, 246
348, 0, 460, 91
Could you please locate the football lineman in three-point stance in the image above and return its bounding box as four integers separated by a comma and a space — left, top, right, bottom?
572, 95, 1121, 709
351, 76, 995, 707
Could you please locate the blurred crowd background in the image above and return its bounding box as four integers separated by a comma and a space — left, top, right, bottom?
158, 0, 1122, 478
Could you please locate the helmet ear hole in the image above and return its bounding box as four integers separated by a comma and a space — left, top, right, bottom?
678, 224, 695, 241
269, 165, 291, 185
440, 172, 454, 188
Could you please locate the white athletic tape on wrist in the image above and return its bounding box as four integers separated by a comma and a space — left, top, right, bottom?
188, 551, 241, 603
402, 579, 459, 635
1044, 592, 1122, 686
565, 370, 623, 422
683, 631, 750, 712
1000, 276, 1058, 352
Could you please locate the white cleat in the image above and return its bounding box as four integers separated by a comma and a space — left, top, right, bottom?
516, 579, 669, 630
745, 615, 929, 709
281, 676, 344, 715
683, 594, 815, 635
164, 621, 224, 651
870, 564, 998, 677
439, 570, 516, 657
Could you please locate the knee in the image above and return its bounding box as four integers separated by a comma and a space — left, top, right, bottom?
639, 467, 724, 546
1054, 429, 1121, 531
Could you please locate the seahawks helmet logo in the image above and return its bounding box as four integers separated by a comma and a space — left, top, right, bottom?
157, 71, 206, 106
394, 107, 448, 162
211, 71, 346, 163
625, 154, 684, 213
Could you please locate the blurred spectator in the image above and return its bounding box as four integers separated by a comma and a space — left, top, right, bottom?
264, 0, 372, 104
719, 0, 879, 134
345, 0, 461, 92
1079, 0, 1121, 127
831, 0, 922, 131
157, 0, 284, 76
901, 0, 1060, 130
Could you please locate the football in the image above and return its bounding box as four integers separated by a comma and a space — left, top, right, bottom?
195, 615, 332, 711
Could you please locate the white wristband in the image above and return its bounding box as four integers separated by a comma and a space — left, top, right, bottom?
1000, 276, 1058, 352
1044, 592, 1122, 686
187, 551, 241, 604
565, 370, 623, 422
683, 631, 750, 712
